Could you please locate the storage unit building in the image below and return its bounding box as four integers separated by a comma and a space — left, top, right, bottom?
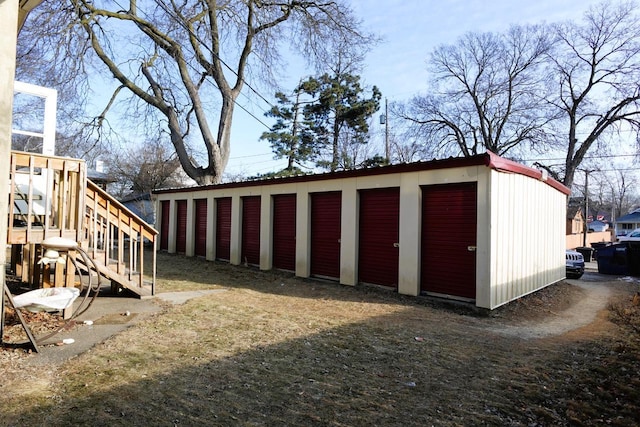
153, 152, 570, 309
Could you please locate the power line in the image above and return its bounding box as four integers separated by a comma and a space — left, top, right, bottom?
229, 152, 273, 160
148, 1, 277, 121
108, 0, 275, 130
523, 153, 639, 162
588, 167, 640, 173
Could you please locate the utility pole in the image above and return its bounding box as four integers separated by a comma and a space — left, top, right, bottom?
380, 98, 389, 163
583, 170, 589, 247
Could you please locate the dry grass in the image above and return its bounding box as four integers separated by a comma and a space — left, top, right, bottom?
2, 253, 640, 426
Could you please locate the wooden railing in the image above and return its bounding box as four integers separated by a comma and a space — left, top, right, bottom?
8, 150, 86, 245
84, 180, 157, 296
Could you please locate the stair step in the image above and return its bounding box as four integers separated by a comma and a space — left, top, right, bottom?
75, 254, 154, 298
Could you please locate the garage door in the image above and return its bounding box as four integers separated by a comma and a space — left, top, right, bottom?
273, 194, 296, 271
194, 199, 207, 257
160, 200, 170, 250
175, 200, 187, 253
421, 182, 477, 299
216, 197, 232, 261
310, 191, 341, 279
241, 196, 261, 266
358, 187, 400, 288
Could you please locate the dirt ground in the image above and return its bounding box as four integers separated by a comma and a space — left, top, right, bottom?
1, 253, 640, 426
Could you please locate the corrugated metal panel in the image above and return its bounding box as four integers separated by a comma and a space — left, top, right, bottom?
194, 198, 207, 257
175, 200, 187, 253
273, 194, 296, 271
489, 172, 566, 308
310, 191, 341, 279
421, 182, 477, 299
241, 196, 261, 266
154, 152, 569, 197
358, 187, 400, 287
215, 197, 232, 261
160, 200, 170, 250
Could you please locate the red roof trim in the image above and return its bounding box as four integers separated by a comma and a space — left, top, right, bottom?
484, 151, 570, 195
153, 152, 570, 196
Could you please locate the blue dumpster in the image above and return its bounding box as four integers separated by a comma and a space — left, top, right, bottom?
591, 242, 611, 260
628, 242, 640, 276
596, 243, 629, 275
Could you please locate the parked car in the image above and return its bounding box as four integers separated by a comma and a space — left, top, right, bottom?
588, 220, 609, 232
566, 250, 585, 279
618, 228, 640, 242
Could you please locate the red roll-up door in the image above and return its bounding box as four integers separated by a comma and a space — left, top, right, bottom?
175, 200, 187, 253
358, 187, 400, 288
216, 197, 232, 261
160, 200, 170, 250
310, 191, 341, 279
421, 182, 477, 299
194, 198, 207, 257
273, 194, 296, 271
242, 196, 261, 266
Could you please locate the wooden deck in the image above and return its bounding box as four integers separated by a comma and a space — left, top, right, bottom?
7, 150, 157, 297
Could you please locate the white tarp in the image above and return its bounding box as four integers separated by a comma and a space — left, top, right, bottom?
12, 287, 80, 312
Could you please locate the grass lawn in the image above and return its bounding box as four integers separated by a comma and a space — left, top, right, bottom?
1, 252, 639, 426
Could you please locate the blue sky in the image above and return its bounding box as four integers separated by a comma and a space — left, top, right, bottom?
225, 0, 601, 177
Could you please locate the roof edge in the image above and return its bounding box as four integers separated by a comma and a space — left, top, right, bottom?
484, 151, 571, 195
153, 152, 571, 196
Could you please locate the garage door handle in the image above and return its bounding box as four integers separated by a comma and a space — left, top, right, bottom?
393, 243, 399, 248
467, 246, 477, 252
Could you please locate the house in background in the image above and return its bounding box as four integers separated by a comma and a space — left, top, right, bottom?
566, 205, 584, 236
565, 199, 613, 248
616, 208, 640, 236
121, 193, 155, 226
87, 169, 115, 191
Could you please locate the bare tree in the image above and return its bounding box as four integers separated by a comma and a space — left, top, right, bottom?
391, 137, 423, 163
544, 1, 640, 189
605, 169, 639, 218
399, 25, 554, 158
20, 1, 375, 185
105, 139, 187, 199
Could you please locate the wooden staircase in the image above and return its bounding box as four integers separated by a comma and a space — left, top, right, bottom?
7, 150, 157, 298
83, 180, 157, 297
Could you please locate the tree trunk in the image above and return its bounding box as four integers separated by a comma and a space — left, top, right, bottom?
331, 118, 340, 172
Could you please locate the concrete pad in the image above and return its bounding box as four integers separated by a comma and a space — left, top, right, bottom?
24, 288, 227, 366
27, 293, 162, 366
154, 289, 228, 305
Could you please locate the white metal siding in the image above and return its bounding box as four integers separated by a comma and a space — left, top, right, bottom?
488, 171, 566, 309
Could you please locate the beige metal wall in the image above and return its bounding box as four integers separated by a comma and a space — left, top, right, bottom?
155, 163, 566, 309
483, 171, 567, 309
